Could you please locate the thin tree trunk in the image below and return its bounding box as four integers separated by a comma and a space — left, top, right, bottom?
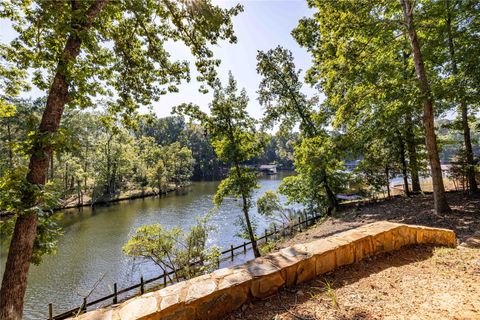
235, 163, 260, 258
77, 180, 82, 205
398, 132, 410, 196
65, 162, 69, 191
445, 0, 478, 193
0, 2, 108, 319
7, 121, 13, 169
402, 41, 421, 193
406, 118, 422, 193
385, 165, 391, 198
106, 134, 113, 194
400, 0, 450, 214
50, 150, 54, 180
241, 192, 260, 258
84, 144, 88, 190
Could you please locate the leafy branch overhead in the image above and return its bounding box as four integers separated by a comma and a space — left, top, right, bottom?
0, 0, 243, 108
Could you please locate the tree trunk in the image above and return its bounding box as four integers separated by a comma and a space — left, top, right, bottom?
0, 214, 38, 320
398, 133, 410, 196
445, 0, 478, 194
400, 0, 450, 214
402, 42, 422, 193
235, 163, 260, 258
84, 144, 88, 190
65, 162, 69, 191
0, 2, 108, 319
7, 121, 13, 169
385, 165, 391, 198
106, 134, 113, 194
241, 192, 261, 258
406, 116, 422, 193
50, 150, 54, 180
323, 174, 338, 216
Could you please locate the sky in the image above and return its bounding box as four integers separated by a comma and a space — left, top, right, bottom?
0, 0, 317, 119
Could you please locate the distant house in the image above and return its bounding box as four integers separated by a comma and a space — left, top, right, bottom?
258, 164, 277, 175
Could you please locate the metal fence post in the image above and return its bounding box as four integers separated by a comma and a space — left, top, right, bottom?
243, 242, 247, 254
48, 303, 53, 320
83, 297, 87, 312
163, 271, 167, 286
298, 216, 301, 232
264, 229, 268, 242
140, 276, 144, 294
231, 244, 234, 261
113, 283, 118, 304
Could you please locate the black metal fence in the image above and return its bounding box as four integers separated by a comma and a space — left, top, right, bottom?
48, 211, 322, 320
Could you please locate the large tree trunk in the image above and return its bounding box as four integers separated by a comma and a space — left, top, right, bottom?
400, 0, 450, 214
0, 2, 108, 319
445, 0, 478, 194
0, 213, 38, 320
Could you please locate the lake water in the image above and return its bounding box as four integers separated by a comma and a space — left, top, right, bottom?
0, 172, 292, 320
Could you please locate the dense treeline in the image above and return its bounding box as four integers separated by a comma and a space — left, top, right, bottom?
0, 98, 295, 206
0, 0, 479, 318
290, 0, 480, 206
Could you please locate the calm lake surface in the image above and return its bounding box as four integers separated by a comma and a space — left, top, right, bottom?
0, 172, 292, 320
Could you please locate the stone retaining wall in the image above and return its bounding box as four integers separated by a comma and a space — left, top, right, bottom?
71, 221, 456, 320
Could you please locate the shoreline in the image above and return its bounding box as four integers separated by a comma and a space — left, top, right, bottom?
56, 170, 296, 211
56, 185, 187, 211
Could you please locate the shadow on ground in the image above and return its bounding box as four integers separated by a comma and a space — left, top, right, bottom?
225, 246, 437, 320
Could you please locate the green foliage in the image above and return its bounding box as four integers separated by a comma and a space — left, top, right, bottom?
281, 135, 347, 213
175, 73, 263, 207
257, 46, 345, 213
176, 73, 263, 254
233, 214, 259, 241
163, 142, 195, 188
0, 167, 62, 264
213, 167, 258, 207
448, 148, 478, 191
257, 46, 319, 136
0, 0, 244, 270
256, 190, 295, 225
1, 0, 243, 108
123, 213, 219, 280
291, 0, 436, 196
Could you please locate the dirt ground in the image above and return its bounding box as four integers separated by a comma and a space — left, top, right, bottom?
224, 191, 480, 320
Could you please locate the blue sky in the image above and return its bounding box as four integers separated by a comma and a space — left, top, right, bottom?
1, 0, 316, 119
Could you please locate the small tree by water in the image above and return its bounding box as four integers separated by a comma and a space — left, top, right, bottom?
122, 213, 220, 281
175, 73, 264, 258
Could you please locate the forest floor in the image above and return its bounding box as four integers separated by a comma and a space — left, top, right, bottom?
224, 191, 480, 320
